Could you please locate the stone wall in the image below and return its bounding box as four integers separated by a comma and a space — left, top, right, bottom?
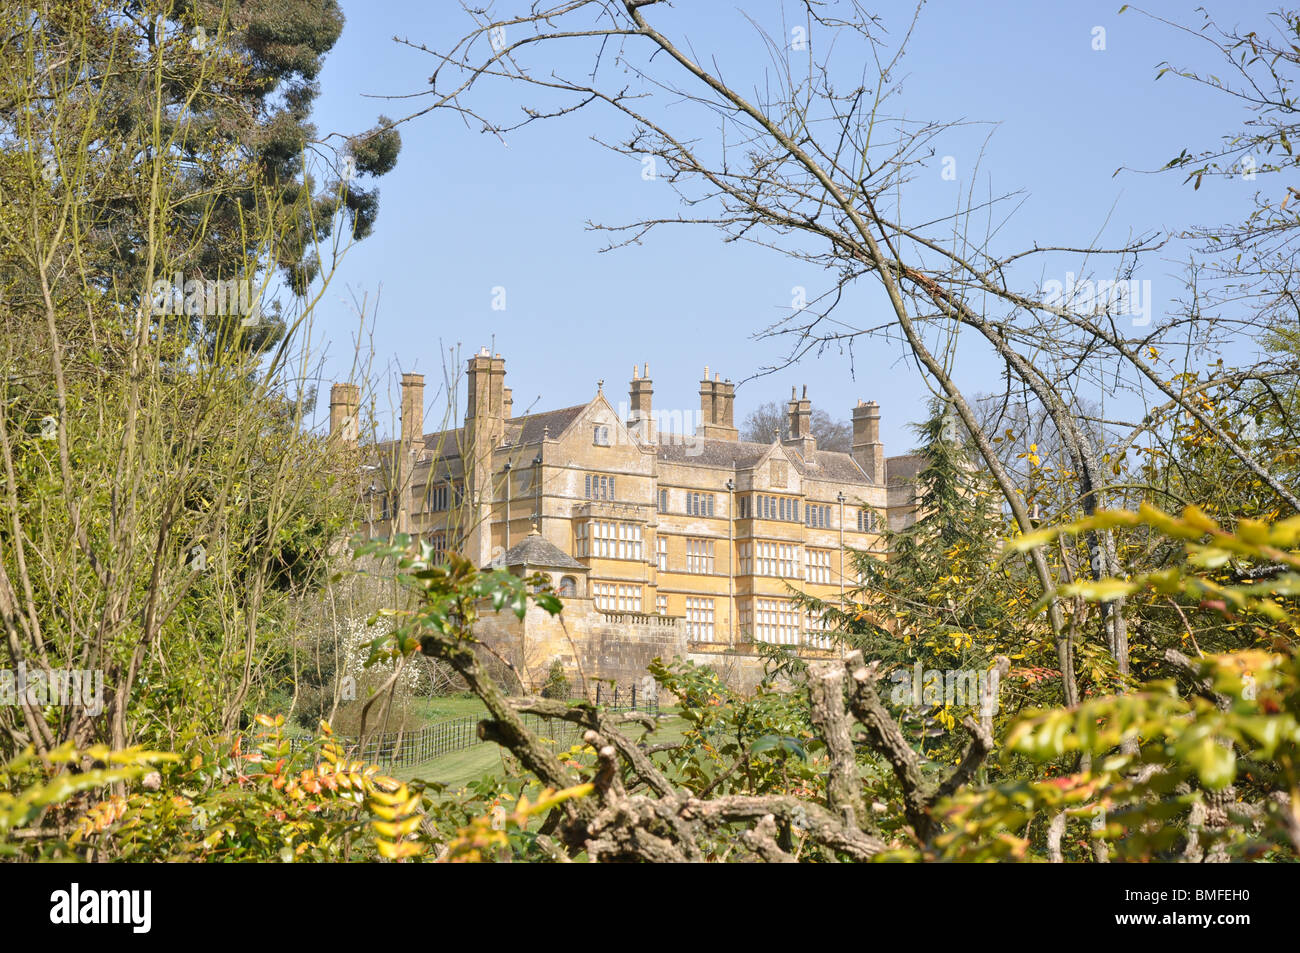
472, 599, 686, 696
585, 612, 687, 690
473, 599, 820, 699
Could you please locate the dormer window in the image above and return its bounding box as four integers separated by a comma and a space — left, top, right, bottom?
593, 425, 611, 446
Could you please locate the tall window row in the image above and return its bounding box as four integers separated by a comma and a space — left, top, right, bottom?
594, 583, 642, 612
575, 521, 643, 560
658, 488, 719, 516
737, 541, 799, 578
685, 538, 715, 574
686, 597, 715, 641
805, 548, 832, 584
805, 609, 832, 649
585, 473, 616, 500
805, 503, 831, 528
739, 600, 827, 647
424, 481, 464, 512
686, 491, 715, 517
427, 483, 448, 511
738, 494, 799, 521
725, 497, 879, 530
752, 598, 800, 645
426, 531, 448, 563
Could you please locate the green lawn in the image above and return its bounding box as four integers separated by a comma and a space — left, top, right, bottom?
397, 739, 509, 787
395, 707, 689, 790
408, 693, 488, 722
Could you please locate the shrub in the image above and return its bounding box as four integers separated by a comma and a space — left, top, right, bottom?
541, 661, 571, 700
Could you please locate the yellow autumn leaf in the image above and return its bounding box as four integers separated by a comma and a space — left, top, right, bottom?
1063, 579, 1138, 602
377, 836, 425, 859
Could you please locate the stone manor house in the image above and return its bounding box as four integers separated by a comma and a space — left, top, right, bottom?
329, 350, 922, 692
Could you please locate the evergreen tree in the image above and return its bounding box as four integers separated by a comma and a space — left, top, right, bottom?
794, 399, 1010, 671
1, 0, 400, 354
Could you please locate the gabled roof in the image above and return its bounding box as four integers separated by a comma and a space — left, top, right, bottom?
500, 531, 588, 571
793, 448, 870, 482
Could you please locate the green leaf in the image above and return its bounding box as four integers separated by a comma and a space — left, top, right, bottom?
1183, 736, 1236, 790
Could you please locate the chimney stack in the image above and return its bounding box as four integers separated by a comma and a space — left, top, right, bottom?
785, 385, 815, 458
464, 349, 509, 566
628, 362, 655, 444
852, 399, 885, 483
466, 349, 507, 427
698, 368, 738, 441
400, 374, 425, 453
698, 366, 715, 431
329, 382, 359, 444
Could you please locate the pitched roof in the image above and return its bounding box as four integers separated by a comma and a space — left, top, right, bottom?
655, 437, 772, 469
656, 436, 870, 483
500, 531, 588, 571
798, 449, 870, 482
886, 454, 926, 484
402, 404, 588, 464
503, 404, 587, 446
417, 427, 464, 461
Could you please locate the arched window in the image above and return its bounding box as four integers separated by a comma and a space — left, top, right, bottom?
558, 576, 577, 597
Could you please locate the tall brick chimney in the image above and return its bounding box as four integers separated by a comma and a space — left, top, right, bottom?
698, 369, 738, 441
852, 399, 885, 484
464, 348, 508, 565
785, 385, 815, 458
466, 348, 507, 430
400, 373, 425, 453
718, 378, 736, 435
628, 362, 654, 443
394, 373, 425, 533
329, 382, 359, 443
698, 366, 715, 430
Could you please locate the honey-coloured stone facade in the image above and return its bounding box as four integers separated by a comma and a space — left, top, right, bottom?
332, 351, 922, 690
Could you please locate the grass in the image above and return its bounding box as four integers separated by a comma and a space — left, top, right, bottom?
397, 741, 507, 787
408, 693, 487, 722
394, 706, 690, 789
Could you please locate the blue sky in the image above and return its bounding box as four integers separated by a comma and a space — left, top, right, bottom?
303, 1, 1272, 452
